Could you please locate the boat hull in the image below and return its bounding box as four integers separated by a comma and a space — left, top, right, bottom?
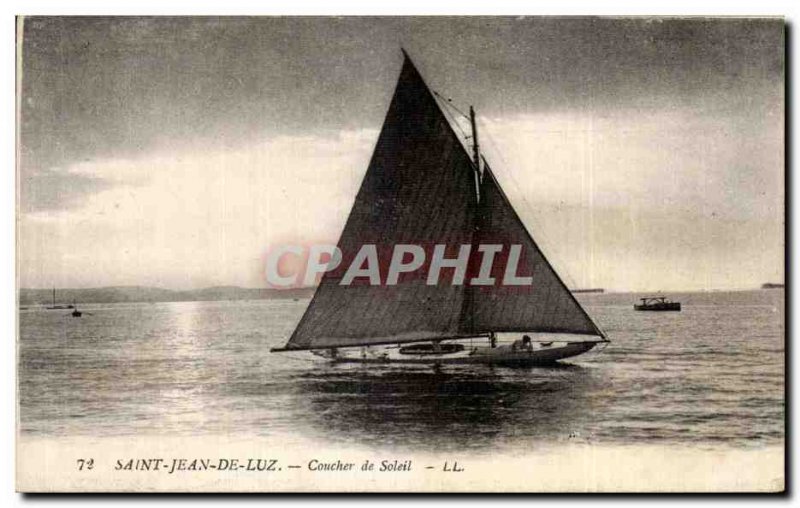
634, 303, 681, 311
320, 341, 599, 366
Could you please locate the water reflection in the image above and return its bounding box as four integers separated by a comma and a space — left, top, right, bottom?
18, 294, 784, 448
284, 363, 601, 452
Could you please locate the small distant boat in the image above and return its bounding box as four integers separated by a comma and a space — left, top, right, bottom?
70, 305, 93, 317
46, 288, 74, 310
634, 297, 681, 312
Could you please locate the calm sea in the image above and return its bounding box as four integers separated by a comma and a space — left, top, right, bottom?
18, 290, 784, 452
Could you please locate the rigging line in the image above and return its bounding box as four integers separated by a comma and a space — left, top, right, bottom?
434, 93, 471, 140
482, 154, 609, 340
474, 121, 566, 263
479, 152, 609, 340
432, 90, 471, 121
435, 92, 485, 218
434, 93, 474, 157
476, 117, 583, 296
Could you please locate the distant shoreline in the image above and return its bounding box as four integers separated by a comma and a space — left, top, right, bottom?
17, 285, 781, 306
18, 286, 315, 306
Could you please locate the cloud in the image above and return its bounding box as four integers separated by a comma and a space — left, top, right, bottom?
18, 103, 783, 291
20, 17, 782, 190
480, 105, 783, 221
19, 129, 378, 289
20, 166, 117, 213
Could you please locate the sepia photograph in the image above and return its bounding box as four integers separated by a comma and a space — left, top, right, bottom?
15, 15, 785, 493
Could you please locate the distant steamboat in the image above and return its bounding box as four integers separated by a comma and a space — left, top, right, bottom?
634, 296, 681, 312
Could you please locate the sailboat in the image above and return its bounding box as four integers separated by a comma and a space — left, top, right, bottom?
271, 51, 609, 366
46, 287, 74, 310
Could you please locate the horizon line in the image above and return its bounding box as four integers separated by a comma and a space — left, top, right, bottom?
18, 284, 784, 294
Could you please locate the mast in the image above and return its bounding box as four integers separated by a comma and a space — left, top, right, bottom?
52, 287, 55, 307
469, 106, 481, 193
463, 106, 482, 338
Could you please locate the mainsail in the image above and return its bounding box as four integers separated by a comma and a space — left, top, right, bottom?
280, 54, 479, 350
276, 53, 603, 352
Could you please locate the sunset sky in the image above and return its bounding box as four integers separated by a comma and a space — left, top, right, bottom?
18, 16, 784, 291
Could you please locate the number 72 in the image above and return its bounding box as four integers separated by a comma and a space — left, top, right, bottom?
77, 458, 94, 471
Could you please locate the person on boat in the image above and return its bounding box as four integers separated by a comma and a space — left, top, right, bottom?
511, 335, 533, 352
489, 333, 497, 348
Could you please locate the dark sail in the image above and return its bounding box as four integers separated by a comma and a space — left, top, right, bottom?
279, 54, 479, 350
463, 165, 603, 337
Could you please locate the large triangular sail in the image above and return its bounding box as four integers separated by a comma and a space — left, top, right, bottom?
462, 165, 605, 337
278, 55, 479, 351
275, 53, 604, 352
